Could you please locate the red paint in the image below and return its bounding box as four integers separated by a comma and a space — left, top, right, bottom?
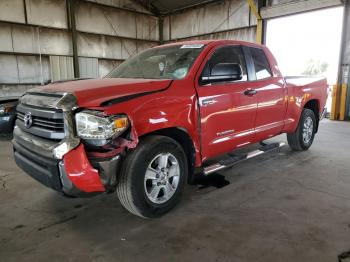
282, 76, 328, 133
39, 78, 172, 108
44, 40, 327, 169
63, 144, 105, 192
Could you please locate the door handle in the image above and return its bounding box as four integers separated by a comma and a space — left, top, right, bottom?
244, 89, 257, 96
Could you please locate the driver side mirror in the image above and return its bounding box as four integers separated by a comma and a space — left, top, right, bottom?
201, 63, 243, 84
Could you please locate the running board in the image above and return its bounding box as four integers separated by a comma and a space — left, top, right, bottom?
203, 142, 285, 175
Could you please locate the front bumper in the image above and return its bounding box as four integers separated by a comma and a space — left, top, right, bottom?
12, 91, 123, 197
13, 138, 122, 197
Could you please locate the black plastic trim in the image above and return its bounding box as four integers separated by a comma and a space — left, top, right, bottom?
242, 46, 257, 81
13, 140, 62, 191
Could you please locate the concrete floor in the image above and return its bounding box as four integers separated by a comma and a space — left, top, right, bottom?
1, 119, 350, 262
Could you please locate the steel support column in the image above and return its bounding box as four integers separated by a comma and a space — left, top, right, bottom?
159, 16, 164, 45
67, 0, 80, 78
332, 0, 350, 120
247, 0, 265, 44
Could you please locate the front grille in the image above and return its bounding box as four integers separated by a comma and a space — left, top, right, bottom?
17, 112, 64, 132
16, 104, 65, 140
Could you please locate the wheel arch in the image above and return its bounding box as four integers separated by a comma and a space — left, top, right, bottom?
303, 99, 320, 132
139, 127, 196, 184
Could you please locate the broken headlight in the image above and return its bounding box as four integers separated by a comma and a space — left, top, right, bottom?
75, 111, 129, 146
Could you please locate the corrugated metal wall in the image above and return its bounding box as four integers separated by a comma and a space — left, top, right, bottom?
0, 0, 257, 98
50, 56, 75, 82
0, 0, 158, 97
163, 0, 257, 43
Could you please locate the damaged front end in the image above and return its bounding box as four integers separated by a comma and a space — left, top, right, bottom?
12, 91, 137, 197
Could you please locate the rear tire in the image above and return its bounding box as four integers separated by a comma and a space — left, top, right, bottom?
287, 108, 317, 151
116, 135, 188, 218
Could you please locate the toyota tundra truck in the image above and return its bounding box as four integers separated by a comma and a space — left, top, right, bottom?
12, 40, 328, 218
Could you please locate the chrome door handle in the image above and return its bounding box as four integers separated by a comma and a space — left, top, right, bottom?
244, 89, 257, 96
201, 98, 217, 106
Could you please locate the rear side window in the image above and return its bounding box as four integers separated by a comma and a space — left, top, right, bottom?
250, 47, 272, 80
203, 45, 248, 82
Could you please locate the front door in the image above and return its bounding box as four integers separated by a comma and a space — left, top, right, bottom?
195, 45, 258, 161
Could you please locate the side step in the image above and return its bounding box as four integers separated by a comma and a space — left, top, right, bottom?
203, 142, 285, 175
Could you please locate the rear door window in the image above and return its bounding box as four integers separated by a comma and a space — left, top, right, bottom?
249, 47, 272, 80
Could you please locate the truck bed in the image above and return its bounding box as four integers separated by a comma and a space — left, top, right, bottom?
284, 76, 327, 87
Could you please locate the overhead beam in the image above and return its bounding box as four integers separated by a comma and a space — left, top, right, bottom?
159, 0, 224, 15
165, 25, 255, 42
132, 0, 160, 16
83, 0, 156, 16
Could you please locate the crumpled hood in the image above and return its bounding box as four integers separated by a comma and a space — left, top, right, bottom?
34, 78, 172, 107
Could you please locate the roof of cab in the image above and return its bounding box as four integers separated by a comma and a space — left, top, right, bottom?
154, 39, 265, 49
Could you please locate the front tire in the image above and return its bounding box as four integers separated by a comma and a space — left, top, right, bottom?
116, 135, 188, 218
287, 108, 317, 151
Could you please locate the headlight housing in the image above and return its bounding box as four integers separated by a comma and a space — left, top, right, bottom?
75, 111, 129, 146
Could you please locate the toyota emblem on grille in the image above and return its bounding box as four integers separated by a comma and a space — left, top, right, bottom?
23, 112, 33, 128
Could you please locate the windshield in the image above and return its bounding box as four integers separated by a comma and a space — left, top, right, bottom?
106, 44, 205, 80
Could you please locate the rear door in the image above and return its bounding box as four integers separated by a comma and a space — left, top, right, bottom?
248, 47, 287, 140
195, 45, 258, 161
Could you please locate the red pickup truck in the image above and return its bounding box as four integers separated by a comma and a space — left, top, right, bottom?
13, 40, 327, 218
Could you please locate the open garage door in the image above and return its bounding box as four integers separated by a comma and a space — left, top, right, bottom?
265, 6, 344, 113
261, 0, 343, 19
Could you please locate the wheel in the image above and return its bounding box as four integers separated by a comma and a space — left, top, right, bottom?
287, 108, 317, 151
116, 135, 188, 218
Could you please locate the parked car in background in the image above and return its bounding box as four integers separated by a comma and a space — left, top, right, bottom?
12, 40, 328, 218
0, 98, 18, 135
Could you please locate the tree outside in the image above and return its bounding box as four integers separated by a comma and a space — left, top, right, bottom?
302, 59, 329, 76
